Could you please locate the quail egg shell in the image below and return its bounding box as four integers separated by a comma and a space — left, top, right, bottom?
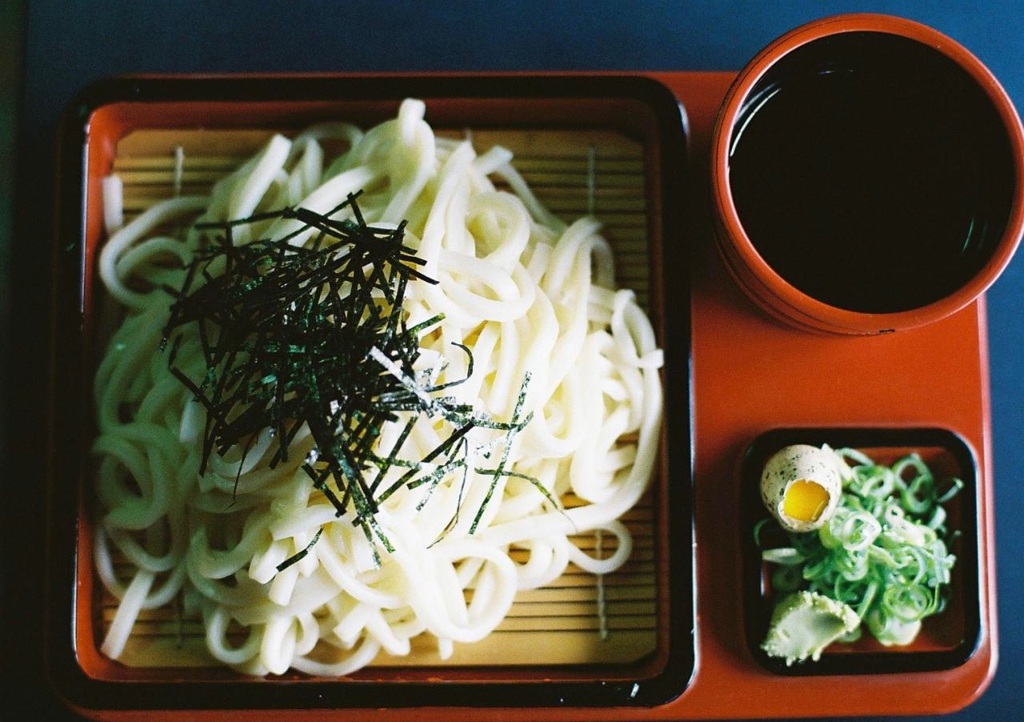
760, 444, 842, 532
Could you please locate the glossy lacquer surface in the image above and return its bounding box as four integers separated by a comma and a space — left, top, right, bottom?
35, 68, 997, 722
46, 76, 696, 717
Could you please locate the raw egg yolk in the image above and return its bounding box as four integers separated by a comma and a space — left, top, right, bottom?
782, 480, 829, 522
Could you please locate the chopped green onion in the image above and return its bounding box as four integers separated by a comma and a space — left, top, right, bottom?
758, 448, 961, 650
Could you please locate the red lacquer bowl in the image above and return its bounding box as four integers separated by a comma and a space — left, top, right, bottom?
710, 13, 1024, 335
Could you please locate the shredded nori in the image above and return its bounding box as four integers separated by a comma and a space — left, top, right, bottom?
161, 193, 544, 565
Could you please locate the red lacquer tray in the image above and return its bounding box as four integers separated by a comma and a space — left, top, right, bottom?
46, 71, 996, 720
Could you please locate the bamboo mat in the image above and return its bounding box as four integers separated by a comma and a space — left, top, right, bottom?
100, 125, 658, 669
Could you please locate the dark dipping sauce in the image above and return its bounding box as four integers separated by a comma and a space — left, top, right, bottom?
727, 32, 1016, 313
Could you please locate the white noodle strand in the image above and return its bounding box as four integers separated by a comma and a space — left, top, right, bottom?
91, 99, 664, 675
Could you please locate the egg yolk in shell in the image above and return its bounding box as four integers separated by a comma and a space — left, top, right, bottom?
782, 479, 830, 523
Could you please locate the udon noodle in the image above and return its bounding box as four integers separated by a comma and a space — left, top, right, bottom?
92, 99, 664, 676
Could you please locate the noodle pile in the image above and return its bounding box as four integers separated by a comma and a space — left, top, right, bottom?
92, 99, 664, 676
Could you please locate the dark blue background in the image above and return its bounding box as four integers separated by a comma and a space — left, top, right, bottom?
4, 2, 1022, 720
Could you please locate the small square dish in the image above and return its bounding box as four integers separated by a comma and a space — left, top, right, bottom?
740, 427, 981, 676
45, 74, 694, 717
